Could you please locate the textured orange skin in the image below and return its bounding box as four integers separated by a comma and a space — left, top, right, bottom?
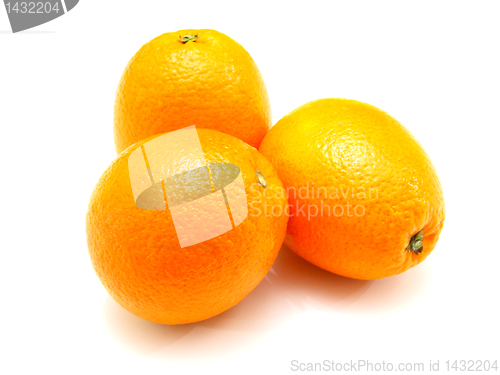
259, 99, 445, 280
86, 129, 288, 324
113, 29, 271, 154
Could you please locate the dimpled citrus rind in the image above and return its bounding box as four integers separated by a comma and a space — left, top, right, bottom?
87, 129, 288, 324
259, 98, 445, 280
114, 29, 271, 153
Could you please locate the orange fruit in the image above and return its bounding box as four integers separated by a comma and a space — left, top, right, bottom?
113, 29, 271, 154
259, 98, 445, 280
86, 128, 288, 324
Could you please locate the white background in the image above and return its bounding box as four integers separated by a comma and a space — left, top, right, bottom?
1, 1, 499, 374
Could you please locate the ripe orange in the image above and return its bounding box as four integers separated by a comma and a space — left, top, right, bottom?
86, 129, 288, 324
259, 98, 445, 280
113, 29, 271, 154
